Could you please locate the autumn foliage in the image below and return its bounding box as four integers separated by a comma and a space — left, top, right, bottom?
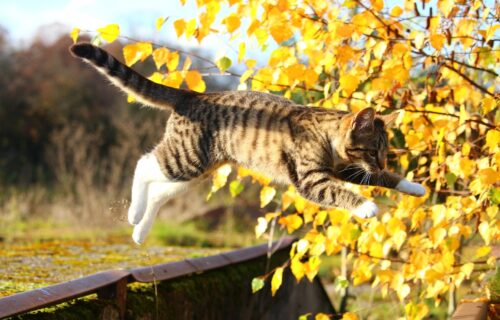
73, 0, 499, 318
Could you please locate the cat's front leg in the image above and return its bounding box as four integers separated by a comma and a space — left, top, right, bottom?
336, 167, 426, 197
395, 179, 426, 196
374, 171, 426, 196
351, 200, 379, 218
294, 168, 379, 218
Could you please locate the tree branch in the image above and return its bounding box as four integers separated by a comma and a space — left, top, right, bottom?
443, 63, 496, 98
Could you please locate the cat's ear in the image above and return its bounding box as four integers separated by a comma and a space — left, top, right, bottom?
379, 111, 401, 128
351, 108, 375, 131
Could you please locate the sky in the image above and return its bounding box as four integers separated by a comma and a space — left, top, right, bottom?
0, 0, 208, 48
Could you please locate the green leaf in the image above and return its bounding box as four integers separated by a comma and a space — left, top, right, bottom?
489, 187, 500, 205
251, 277, 265, 293
229, 180, 244, 197
216, 56, 232, 73
90, 35, 102, 46
445, 172, 457, 186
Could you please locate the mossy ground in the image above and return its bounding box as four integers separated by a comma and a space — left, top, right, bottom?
0, 234, 222, 298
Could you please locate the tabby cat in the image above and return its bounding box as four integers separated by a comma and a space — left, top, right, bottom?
70, 43, 426, 244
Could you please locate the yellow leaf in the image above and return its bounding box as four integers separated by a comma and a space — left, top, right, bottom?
336, 24, 354, 39
148, 72, 163, 84
392, 230, 407, 251
397, 284, 411, 301
281, 188, 296, 211
167, 52, 180, 72
486, 130, 500, 151
412, 31, 425, 50
460, 262, 474, 279
430, 34, 446, 51
182, 56, 192, 71
123, 42, 153, 67
304, 256, 321, 281
224, 13, 241, 33
339, 74, 359, 96
270, 23, 293, 44
486, 206, 498, 220
438, 0, 454, 17
174, 19, 186, 37
390, 6, 403, 17
279, 214, 303, 233
127, 94, 136, 103
296, 238, 309, 257
373, 41, 387, 59
291, 257, 305, 282
482, 97, 497, 114
254, 28, 269, 46
478, 168, 500, 185
152, 47, 169, 70
315, 313, 330, 320
97, 24, 120, 43
185, 70, 206, 92
260, 186, 276, 208
163, 71, 183, 88
245, 59, 257, 69
70, 27, 80, 44
185, 19, 197, 39
314, 210, 328, 227
372, 77, 392, 91
370, 0, 384, 11
429, 227, 447, 248
405, 302, 429, 320
271, 267, 283, 296
238, 42, 245, 63
478, 221, 491, 245
265, 212, 280, 222
458, 157, 475, 178
255, 217, 268, 238
341, 312, 358, 320
156, 17, 166, 30
211, 164, 232, 193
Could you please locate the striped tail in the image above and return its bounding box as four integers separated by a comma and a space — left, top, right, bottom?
69, 43, 190, 110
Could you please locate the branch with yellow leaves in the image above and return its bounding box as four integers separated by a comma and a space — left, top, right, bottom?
354, 0, 499, 87
350, 248, 499, 268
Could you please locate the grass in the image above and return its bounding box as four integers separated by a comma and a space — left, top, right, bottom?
150, 220, 259, 248
488, 268, 500, 302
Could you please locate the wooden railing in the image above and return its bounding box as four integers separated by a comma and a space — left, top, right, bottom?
0, 237, 296, 319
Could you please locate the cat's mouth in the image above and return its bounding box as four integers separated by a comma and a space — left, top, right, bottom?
363, 164, 381, 174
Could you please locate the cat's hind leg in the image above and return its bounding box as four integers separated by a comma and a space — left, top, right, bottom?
128, 153, 168, 225
132, 179, 196, 244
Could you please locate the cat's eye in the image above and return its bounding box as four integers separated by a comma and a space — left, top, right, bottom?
368, 150, 377, 157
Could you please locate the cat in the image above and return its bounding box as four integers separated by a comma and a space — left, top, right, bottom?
70, 43, 426, 244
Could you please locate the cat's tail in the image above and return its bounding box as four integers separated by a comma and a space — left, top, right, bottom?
69, 43, 192, 110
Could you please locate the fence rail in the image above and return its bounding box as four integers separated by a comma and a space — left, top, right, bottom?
0, 237, 295, 319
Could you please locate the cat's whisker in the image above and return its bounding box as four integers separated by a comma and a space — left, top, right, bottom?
338, 164, 358, 173
345, 168, 365, 181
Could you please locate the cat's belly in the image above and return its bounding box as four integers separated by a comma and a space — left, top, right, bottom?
241, 161, 291, 186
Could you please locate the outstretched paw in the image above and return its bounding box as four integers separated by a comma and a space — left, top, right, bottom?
396, 179, 426, 197
352, 200, 379, 219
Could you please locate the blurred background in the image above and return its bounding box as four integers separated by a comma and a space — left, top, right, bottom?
0, 0, 265, 246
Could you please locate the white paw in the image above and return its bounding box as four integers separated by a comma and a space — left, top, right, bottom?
396, 179, 426, 197
128, 204, 144, 225
352, 200, 379, 219
132, 223, 149, 245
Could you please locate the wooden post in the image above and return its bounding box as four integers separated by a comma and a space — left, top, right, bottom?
97, 278, 128, 320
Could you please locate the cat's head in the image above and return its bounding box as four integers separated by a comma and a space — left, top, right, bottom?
338, 108, 399, 173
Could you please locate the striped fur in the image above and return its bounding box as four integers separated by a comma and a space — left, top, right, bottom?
70, 43, 425, 241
